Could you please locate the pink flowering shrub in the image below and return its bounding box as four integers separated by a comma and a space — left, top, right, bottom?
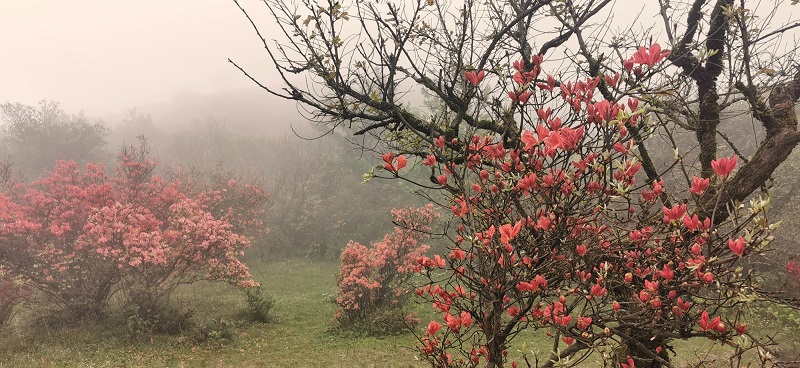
179, 166, 269, 249
335, 204, 439, 330
0, 144, 266, 321
0, 161, 120, 318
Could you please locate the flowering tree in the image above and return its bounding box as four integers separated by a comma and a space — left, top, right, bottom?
0, 143, 265, 321
233, 0, 800, 366
410, 58, 766, 367
335, 204, 439, 328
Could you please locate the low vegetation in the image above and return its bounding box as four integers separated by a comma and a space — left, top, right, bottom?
1, 260, 798, 367
0, 261, 423, 367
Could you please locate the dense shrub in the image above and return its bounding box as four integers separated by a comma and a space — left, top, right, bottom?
335, 204, 439, 331
125, 302, 194, 335
0, 161, 120, 318
0, 142, 266, 323
241, 284, 275, 323
193, 317, 237, 343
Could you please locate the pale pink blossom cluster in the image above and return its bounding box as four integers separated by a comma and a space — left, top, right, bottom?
0, 153, 266, 316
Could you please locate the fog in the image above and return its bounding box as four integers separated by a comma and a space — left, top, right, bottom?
3, 0, 796, 136
3, 1, 800, 366
0, 0, 298, 136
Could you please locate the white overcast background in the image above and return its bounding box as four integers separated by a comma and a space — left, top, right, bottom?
0, 0, 296, 133
2, 1, 797, 130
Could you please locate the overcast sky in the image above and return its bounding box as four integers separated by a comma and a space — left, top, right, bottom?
0, 0, 277, 118
2, 1, 796, 130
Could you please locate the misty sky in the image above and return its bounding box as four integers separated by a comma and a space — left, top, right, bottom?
2, 1, 796, 128
0, 1, 278, 118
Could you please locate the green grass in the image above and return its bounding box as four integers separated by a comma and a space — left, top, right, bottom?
0, 260, 425, 368
1, 260, 798, 367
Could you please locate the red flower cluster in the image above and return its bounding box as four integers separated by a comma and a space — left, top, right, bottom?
400, 51, 766, 367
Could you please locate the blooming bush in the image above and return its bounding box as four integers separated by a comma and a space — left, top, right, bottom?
0, 144, 266, 322
335, 204, 439, 331
0, 161, 120, 318
168, 164, 270, 242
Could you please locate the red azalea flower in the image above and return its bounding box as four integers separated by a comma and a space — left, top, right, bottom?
727, 237, 746, 256
698, 310, 721, 331
463, 70, 486, 86
711, 155, 738, 177
662, 203, 686, 223
621, 356, 635, 368
631, 43, 670, 67
426, 320, 442, 336
499, 221, 522, 244
508, 91, 531, 104
690, 176, 710, 195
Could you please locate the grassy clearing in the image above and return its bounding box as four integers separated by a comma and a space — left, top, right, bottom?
0, 260, 425, 368
1, 259, 798, 367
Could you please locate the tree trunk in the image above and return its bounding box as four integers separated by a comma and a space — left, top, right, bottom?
620, 331, 669, 368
